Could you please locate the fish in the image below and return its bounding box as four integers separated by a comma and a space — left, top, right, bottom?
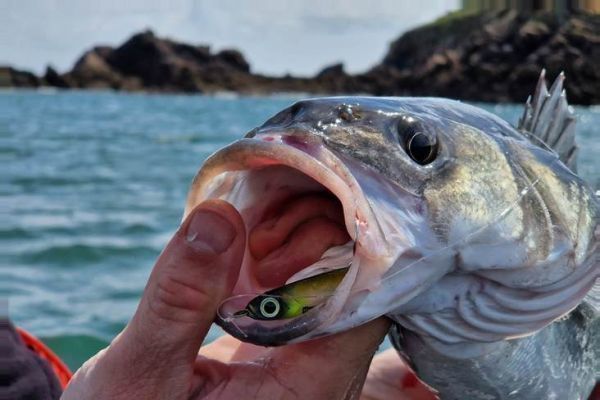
184, 71, 599, 399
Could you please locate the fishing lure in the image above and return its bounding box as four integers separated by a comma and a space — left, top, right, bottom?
234, 267, 349, 320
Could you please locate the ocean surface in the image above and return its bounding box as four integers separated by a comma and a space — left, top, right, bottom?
1, 90, 598, 371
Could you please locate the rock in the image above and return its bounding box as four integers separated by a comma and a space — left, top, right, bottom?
68, 47, 124, 89
43, 66, 69, 88
518, 20, 551, 43
96, 30, 252, 92
368, 10, 600, 104
313, 63, 354, 92
106, 30, 179, 88
482, 10, 519, 41
3, 10, 598, 104
0, 66, 40, 87
215, 49, 250, 73
316, 63, 345, 78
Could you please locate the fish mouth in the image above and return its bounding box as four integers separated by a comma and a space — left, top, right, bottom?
185, 132, 395, 345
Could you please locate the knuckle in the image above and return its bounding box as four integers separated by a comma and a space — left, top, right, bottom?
149, 271, 217, 323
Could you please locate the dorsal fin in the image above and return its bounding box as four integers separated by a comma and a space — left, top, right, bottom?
518, 70, 578, 172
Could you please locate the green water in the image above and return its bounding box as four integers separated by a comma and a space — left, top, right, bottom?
1, 90, 598, 371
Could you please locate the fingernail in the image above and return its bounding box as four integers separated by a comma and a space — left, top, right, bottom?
186, 209, 236, 254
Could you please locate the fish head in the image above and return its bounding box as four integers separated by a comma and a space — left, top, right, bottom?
184, 97, 595, 346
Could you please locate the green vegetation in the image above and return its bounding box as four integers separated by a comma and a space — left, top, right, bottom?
427, 9, 480, 28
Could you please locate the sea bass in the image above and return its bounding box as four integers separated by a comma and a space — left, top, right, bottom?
184, 72, 599, 399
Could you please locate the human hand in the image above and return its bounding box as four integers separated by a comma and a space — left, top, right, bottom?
200, 336, 439, 400
361, 349, 437, 400
62, 200, 390, 400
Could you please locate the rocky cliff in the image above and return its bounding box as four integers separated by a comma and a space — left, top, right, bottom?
0, 66, 41, 88
3, 10, 599, 104
362, 10, 600, 104
41, 31, 254, 92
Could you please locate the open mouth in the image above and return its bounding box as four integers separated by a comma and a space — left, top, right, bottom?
184, 135, 379, 344
248, 185, 350, 287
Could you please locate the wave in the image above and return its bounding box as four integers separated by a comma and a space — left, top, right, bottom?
20, 243, 159, 266
10, 176, 115, 188
0, 227, 37, 240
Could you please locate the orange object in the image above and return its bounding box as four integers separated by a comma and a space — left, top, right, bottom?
16, 327, 72, 389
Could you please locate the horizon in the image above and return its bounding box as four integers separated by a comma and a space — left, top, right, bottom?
1, 0, 458, 77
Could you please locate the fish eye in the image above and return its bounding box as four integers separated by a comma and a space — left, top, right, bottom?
406, 132, 437, 165
397, 117, 438, 165
259, 297, 281, 319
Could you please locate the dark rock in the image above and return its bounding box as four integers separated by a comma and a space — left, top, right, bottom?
83, 30, 252, 92
370, 10, 600, 104
312, 63, 355, 93
0, 66, 40, 87
67, 47, 125, 89
316, 63, 345, 78
106, 30, 174, 88
215, 49, 250, 73
382, 12, 497, 71
43, 66, 69, 88
5, 10, 598, 104
518, 20, 551, 44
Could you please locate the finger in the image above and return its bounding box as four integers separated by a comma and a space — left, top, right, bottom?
110, 200, 246, 378
192, 318, 389, 400
198, 334, 244, 363
195, 318, 391, 399
267, 318, 391, 399
198, 334, 271, 366
361, 349, 438, 400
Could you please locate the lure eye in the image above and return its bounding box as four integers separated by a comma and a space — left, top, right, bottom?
259, 297, 281, 319
406, 132, 437, 165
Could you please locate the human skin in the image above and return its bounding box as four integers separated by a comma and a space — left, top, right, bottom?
62, 200, 420, 400
200, 336, 438, 400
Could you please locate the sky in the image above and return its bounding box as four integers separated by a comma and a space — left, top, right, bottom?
1, 0, 459, 77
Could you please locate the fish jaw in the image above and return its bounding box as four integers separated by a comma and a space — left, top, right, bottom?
184, 133, 446, 345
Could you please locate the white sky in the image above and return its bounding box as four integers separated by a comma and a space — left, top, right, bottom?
1, 0, 459, 77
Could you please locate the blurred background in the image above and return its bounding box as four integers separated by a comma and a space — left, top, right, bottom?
1, 0, 599, 370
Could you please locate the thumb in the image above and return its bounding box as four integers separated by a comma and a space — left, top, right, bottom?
112, 200, 245, 383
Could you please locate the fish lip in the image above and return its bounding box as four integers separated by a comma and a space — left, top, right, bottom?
184, 134, 384, 344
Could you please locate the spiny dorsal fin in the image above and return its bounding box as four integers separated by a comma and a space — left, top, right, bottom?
518, 70, 578, 172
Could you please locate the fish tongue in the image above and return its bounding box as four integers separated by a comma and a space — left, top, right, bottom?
285, 241, 354, 284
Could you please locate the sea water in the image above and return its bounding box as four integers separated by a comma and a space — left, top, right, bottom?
1, 90, 598, 370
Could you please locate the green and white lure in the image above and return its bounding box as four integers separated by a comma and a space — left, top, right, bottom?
233, 266, 349, 321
